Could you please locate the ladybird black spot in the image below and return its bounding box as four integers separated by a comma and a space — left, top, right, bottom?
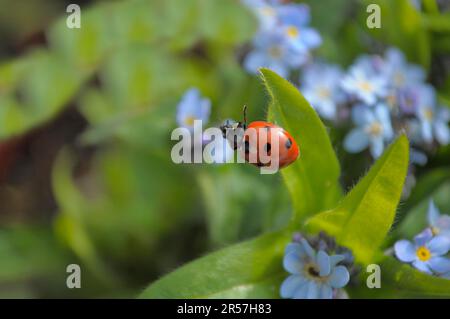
285, 138, 292, 149
233, 135, 238, 149
264, 143, 271, 154
244, 140, 250, 154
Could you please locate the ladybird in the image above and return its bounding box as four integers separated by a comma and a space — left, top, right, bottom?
220, 106, 299, 169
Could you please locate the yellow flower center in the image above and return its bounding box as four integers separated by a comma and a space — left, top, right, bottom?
359, 81, 373, 92
286, 26, 299, 38
184, 116, 196, 126
416, 246, 431, 262
367, 122, 383, 136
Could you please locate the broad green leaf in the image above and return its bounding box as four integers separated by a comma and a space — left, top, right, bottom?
0, 52, 89, 139
140, 231, 290, 298
261, 68, 341, 223
380, 257, 450, 297
306, 135, 409, 264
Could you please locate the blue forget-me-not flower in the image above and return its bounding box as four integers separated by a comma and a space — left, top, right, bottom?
300, 63, 346, 120
281, 238, 350, 299
344, 104, 393, 158
416, 92, 450, 145
382, 48, 426, 90
176, 88, 211, 131
242, 0, 280, 30
395, 228, 450, 276
278, 4, 321, 54
340, 64, 388, 106
244, 31, 308, 78
243, 0, 321, 77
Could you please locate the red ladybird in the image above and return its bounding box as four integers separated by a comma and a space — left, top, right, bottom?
220, 106, 299, 169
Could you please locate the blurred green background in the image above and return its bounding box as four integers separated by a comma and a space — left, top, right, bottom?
0, 0, 449, 298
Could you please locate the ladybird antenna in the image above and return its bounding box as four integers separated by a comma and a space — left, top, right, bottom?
243, 105, 247, 127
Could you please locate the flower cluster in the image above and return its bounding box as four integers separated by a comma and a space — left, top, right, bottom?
394, 201, 450, 278
300, 49, 450, 160
243, 0, 321, 78
281, 232, 355, 299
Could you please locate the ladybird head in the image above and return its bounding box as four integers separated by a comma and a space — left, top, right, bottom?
220, 119, 245, 150
219, 119, 238, 137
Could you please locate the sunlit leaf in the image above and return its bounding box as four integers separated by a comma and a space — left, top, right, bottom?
261, 68, 341, 223
306, 135, 409, 264
380, 257, 450, 297
140, 231, 290, 298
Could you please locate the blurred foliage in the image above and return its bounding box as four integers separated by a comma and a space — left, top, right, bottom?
0, 0, 448, 298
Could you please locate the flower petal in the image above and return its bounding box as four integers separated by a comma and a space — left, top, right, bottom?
427, 235, 450, 256
414, 228, 433, 247
306, 281, 320, 299
317, 250, 331, 276
284, 243, 301, 255
352, 105, 373, 125
436, 216, 450, 235
421, 120, 433, 143
394, 240, 416, 262
330, 254, 345, 267
428, 257, 450, 275
292, 279, 310, 299
344, 128, 370, 153
300, 28, 322, 49
280, 275, 306, 298
300, 239, 316, 259
427, 200, 440, 226
375, 104, 393, 139
243, 51, 267, 74
328, 265, 350, 288
283, 251, 303, 274
319, 284, 333, 299
370, 136, 384, 158
412, 260, 432, 274
434, 118, 450, 145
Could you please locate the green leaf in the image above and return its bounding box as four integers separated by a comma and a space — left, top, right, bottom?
261, 68, 341, 223
140, 231, 290, 298
423, 13, 450, 32
380, 257, 450, 297
306, 135, 409, 264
